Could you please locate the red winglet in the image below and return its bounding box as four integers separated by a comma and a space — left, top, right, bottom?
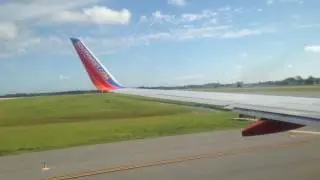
242, 118, 304, 136
70, 37, 123, 92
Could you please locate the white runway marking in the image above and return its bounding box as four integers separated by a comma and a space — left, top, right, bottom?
41, 167, 50, 171
289, 130, 320, 135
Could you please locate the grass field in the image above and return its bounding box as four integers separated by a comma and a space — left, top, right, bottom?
0, 93, 247, 156
191, 85, 320, 93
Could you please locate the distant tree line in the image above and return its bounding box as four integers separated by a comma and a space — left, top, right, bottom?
254, 76, 320, 86
0, 90, 100, 98
140, 75, 320, 90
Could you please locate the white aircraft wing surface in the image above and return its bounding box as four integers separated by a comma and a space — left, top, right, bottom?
69, 37, 320, 136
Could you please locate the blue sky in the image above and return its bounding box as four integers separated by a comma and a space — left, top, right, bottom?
1, 0, 320, 95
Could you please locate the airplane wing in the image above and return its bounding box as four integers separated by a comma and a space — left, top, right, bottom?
69, 37, 320, 136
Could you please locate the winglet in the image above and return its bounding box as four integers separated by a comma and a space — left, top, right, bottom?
242, 118, 304, 136
70, 37, 124, 92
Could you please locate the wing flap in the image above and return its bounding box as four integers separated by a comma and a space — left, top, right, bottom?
233, 105, 320, 126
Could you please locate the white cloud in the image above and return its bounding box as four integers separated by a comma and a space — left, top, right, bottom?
141, 7, 246, 28
0, 35, 67, 59
222, 29, 267, 38
304, 45, 320, 53
0, 1, 132, 57
280, 0, 304, 3
287, 64, 293, 68
267, 0, 274, 5
235, 65, 243, 69
152, 11, 163, 19
291, 14, 301, 21
151, 11, 175, 22
59, 74, 70, 80
239, 52, 248, 57
0, 24, 273, 59
173, 26, 230, 40
182, 10, 217, 22
0, 53, 13, 59
60, 24, 272, 58
181, 14, 202, 22
0, 1, 275, 60
218, 6, 232, 12
0, 22, 18, 40
0, 2, 132, 58
294, 23, 320, 29
267, 0, 304, 5
175, 74, 205, 81
139, 15, 147, 22
129, 25, 272, 45
141, 9, 219, 26
168, 0, 186, 7
0, 0, 98, 22
50, 6, 131, 25
149, 11, 182, 25
0, 0, 101, 58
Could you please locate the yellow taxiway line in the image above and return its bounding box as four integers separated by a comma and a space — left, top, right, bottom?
44, 139, 312, 180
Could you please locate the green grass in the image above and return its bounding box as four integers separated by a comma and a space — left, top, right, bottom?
0, 93, 248, 156
0, 94, 192, 127
191, 85, 320, 93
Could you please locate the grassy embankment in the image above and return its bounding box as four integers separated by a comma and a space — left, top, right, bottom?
0, 93, 247, 156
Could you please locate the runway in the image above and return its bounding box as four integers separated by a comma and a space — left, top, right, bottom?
0, 97, 16, 101
0, 129, 319, 180
218, 91, 320, 98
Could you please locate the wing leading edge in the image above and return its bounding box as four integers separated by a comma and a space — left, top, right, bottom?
69, 37, 320, 136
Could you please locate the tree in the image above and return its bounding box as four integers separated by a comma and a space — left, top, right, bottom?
305, 76, 315, 85
295, 76, 303, 85
236, 81, 244, 88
